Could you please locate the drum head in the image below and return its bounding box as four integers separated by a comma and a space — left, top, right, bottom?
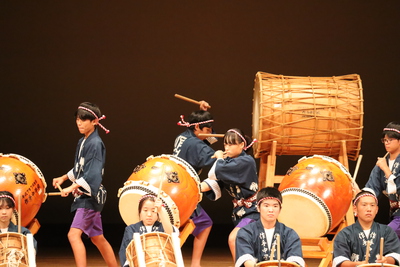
278, 188, 330, 238
118, 180, 180, 228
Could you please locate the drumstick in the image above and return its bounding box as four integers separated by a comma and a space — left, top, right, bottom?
56, 183, 63, 192
383, 152, 389, 158
352, 154, 363, 181
277, 234, 281, 267
47, 192, 62, 196
198, 133, 225, 138
174, 94, 202, 105
380, 237, 384, 262
365, 240, 371, 263
18, 194, 21, 234
154, 177, 164, 213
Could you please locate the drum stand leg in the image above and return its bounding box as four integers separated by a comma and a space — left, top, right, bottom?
259, 141, 285, 189
179, 219, 195, 247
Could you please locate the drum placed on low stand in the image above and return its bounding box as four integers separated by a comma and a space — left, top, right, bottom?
252, 72, 363, 160
126, 232, 177, 267
118, 180, 180, 228
0, 154, 47, 227
0, 233, 29, 267
119, 154, 201, 227
256, 260, 300, 267
278, 155, 353, 238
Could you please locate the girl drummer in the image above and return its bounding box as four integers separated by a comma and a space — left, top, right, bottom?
203, 128, 259, 261
0, 191, 37, 251
118, 194, 176, 267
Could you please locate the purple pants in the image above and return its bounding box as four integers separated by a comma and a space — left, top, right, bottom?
71, 208, 104, 238
388, 216, 400, 239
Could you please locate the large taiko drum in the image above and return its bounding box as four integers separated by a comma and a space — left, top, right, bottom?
252, 72, 364, 160
126, 232, 177, 267
278, 155, 353, 238
256, 261, 300, 267
0, 154, 47, 227
118, 154, 201, 227
0, 233, 29, 267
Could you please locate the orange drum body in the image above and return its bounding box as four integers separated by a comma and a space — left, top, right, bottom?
256, 261, 299, 267
0, 154, 47, 227
278, 155, 353, 238
126, 232, 177, 267
252, 72, 363, 160
118, 154, 201, 227
0, 233, 29, 267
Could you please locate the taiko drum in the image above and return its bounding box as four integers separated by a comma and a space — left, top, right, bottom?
0, 154, 47, 227
278, 155, 353, 238
252, 72, 364, 160
119, 154, 201, 227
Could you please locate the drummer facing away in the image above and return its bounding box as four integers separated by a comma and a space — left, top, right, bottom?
235, 187, 305, 267
333, 190, 400, 267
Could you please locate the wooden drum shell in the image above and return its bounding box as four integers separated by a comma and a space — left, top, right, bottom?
252, 72, 363, 160
278, 155, 353, 238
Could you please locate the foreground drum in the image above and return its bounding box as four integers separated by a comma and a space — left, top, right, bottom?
126, 232, 177, 267
278, 155, 353, 238
256, 261, 299, 267
118, 154, 201, 227
252, 72, 363, 160
0, 233, 29, 267
358, 264, 398, 267
0, 154, 47, 227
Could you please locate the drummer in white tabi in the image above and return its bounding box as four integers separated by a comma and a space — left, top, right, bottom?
333, 190, 400, 267
235, 187, 305, 267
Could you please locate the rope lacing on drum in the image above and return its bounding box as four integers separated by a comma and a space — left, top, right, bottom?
6, 249, 25, 267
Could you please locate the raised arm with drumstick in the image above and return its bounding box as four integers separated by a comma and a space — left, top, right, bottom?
333, 190, 400, 267
363, 122, 400, 239
172, 94, 221, 267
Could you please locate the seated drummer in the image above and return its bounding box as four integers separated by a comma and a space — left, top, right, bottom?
235, 187, 304, 267
333, 190, 400, 267
0, 191, 37, 251
118, 194, 177, 267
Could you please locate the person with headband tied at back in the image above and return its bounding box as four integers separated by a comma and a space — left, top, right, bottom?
333, 190, 400, 267
52, 102, 117, 267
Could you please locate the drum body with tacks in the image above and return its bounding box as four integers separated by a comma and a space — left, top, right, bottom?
278, 155, 353, 238
256, 261, 299, 267
0, 154, 47, 227
126, 232, 177, 267
252, 72, 363, 160
118, 154, 201, 228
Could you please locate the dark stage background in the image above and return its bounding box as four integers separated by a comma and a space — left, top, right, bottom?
1, 1, 400, 250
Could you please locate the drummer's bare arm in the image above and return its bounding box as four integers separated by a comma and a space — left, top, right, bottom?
155, 198, 173, 234
52, 175, 68, 188
61, 183, 80, 197
340, 260, 366, 267
243, 260, 257, 267
376, 255, 395, 265
200, 182, 211, 192
212, 150, 225, 159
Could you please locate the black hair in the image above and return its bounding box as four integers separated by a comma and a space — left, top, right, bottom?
256, 187, 282, 207
187, 110, 213, 130
224, 128, 253, 155
138, 195, 155, 214
382, 121, 400, 140
74, 102, 101, 121
0, 191, 15, 208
